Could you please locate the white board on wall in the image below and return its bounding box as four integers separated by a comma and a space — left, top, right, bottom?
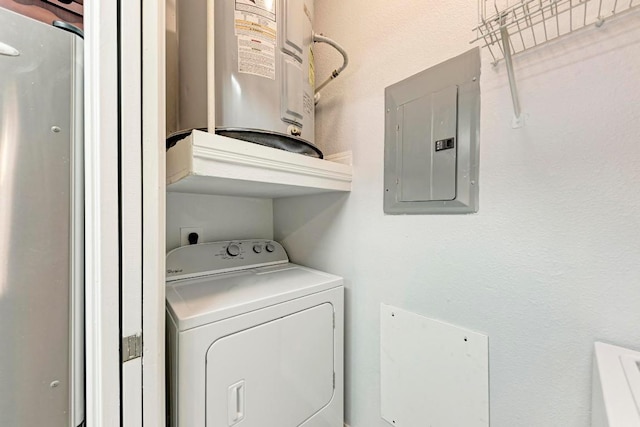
380, 305, 489, 427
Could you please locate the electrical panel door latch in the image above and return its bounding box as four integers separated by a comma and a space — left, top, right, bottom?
435, 137, 455, 152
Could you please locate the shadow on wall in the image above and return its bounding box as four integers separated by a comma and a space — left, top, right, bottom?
275, 192, 351, 265
484, 8, 640, 91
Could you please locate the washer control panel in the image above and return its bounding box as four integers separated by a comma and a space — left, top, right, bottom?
166, 239, 289, 282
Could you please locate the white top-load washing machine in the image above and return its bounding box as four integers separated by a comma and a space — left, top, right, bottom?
166, 239, 344, 427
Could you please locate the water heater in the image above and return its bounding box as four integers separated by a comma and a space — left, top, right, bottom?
173, 0, 346, 157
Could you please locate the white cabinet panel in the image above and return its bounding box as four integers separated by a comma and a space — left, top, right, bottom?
380, 304, 489, 427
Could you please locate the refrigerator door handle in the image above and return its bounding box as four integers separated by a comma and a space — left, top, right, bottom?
0, 41, 19, 56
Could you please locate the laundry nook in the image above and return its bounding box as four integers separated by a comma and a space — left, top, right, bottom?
165, 240, 344, 426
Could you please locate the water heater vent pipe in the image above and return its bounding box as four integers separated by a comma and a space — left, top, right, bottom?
313, 33, 349, 104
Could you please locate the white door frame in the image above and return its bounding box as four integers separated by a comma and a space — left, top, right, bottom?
85, 0, 166, 425
121, 0, 144, 424
142, 0, 167, 424
84, 0, 121, 425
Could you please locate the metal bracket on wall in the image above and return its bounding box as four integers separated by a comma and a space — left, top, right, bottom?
472, 0, 640, 128
499, 12, 525, 128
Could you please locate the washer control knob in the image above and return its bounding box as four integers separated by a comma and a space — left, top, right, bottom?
265, 243, 275, 253
226, 244, 240, 257
253, 245, 263, 254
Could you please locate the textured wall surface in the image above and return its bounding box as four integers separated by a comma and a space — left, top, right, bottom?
166, 193, 273, 252
275, 2, 640, 426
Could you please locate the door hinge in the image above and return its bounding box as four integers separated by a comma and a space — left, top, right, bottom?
122, 333, 143, 363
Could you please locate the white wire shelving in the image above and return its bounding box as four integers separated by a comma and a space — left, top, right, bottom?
472, 0, 640, 125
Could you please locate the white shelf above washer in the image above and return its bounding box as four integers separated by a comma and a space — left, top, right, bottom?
166, 130, 352, 199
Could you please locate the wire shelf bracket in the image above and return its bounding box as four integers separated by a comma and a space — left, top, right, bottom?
499, 13, 526, 127
472, 0, 640, 127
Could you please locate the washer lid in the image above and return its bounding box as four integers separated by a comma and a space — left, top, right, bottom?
166, 263, 343, 331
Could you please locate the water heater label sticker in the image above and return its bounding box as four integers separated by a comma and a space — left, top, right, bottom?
235, 0, 276, 21
236, 36, 276, 80
235, 0, 277, 80
303, 92, 313, 116
309, 47, 315, 87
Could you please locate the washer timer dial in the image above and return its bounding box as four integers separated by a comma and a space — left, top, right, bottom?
226, 244, 241, 257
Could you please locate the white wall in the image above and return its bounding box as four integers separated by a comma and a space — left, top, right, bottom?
275, 2, 640, 426
166, 192, 273, 252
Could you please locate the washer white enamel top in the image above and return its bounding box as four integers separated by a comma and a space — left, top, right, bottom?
166, 263, 343, 331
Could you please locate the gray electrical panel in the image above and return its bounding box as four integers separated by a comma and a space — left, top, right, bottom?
384, 48, 481, 214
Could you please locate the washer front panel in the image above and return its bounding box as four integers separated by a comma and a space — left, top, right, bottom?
169, 287, 344, 427
206, 303, 334, 426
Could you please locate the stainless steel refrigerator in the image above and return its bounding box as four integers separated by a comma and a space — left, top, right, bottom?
0, 7, 84, 427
